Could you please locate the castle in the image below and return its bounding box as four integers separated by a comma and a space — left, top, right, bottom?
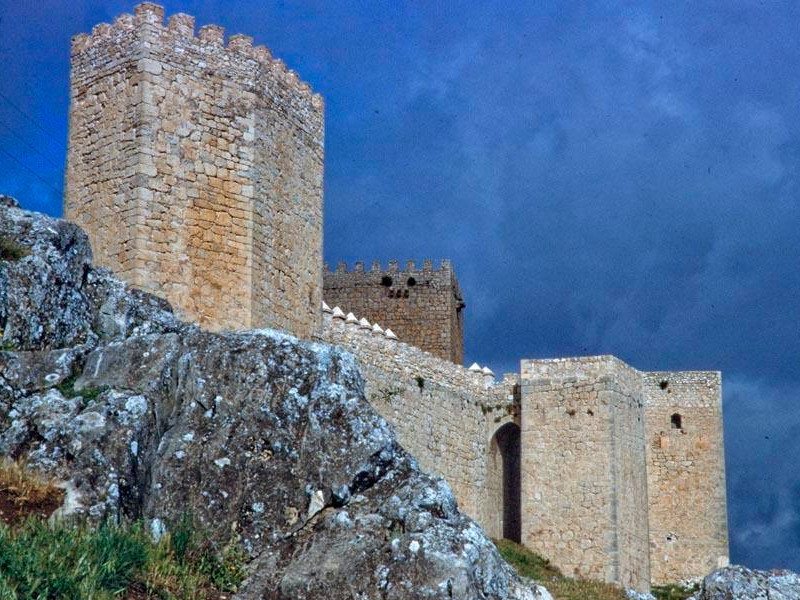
63, 4, 729, 592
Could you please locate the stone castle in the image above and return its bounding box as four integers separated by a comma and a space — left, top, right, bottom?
63, 4, 729, 592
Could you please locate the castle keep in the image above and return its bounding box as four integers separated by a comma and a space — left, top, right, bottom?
64, 4, 729, 592
65, 3, 324, 338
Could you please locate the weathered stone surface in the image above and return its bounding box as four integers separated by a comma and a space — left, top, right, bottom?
688, 565, 800, 600
1, 195, 95, 351
0, 201, 547, 599
643, 372, 729, 584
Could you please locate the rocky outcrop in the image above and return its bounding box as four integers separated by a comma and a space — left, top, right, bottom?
687, 565, 800, 600
0, 196, 549, 598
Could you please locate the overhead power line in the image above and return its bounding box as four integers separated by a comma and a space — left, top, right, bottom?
0, 119, 62, 170
0, 90, 65, 151
0, 147, 61, 195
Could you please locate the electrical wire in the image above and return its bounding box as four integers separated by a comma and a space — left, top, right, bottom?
0, 90, 64, 150
0, 120, 62, 170
0, 147, 61, 195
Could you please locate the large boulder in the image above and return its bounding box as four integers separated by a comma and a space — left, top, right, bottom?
0, 198, 549, 599
688, 565, 800, 600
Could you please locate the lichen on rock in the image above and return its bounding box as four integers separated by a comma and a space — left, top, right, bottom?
687, 565, 800, 600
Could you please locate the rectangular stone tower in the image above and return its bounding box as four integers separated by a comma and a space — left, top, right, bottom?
64, 3, 324, 338
643, 372, 729, 584
520, 356, 652, 592
322, 259, 465, 363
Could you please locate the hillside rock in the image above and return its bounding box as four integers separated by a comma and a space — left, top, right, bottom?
688, 565, 800, 600
1, 198, 549, 599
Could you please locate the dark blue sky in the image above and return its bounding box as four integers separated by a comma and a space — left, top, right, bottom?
1, 0, 798, 573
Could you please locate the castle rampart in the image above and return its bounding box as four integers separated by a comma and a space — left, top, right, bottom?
65, 3, 324, 338
320, 303, 502, 521
321, 300, 728, 592
323, 259, 465, 363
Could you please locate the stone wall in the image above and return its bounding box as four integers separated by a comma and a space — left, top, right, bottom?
319, 305, 504, 525
323, 260, 465, 363
643, 371, 729, 584
321, 306, 726, 592
63, 16, 145, 288
520, 357, 651, 592
64, 3, 323, 338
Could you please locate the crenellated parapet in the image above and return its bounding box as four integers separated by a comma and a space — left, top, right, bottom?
70, 3, 322, 110
323, 258, 465, 363
324, 258, 454, 274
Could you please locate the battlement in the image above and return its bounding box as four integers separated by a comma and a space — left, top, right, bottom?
322, 301, 494, 388
324, 259, 453, 274
70, 3, 322, 108
324, 258, 464, 363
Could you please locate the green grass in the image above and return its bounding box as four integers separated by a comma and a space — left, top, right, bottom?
0, 520, 147, 599
54, 374, 107, 401
0, 237, 28, 262
652, 583, 698, 600
495, 539, 699, 600
494, 539, 628, 600
0, 517, 247, 600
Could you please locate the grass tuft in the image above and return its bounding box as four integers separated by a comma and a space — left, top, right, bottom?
0, 462, 246, 598
0, 459, 64, 524
0, 517, 247, 599
0, 237, 28, 262
0, 520, 147, 599
652, 582, 699, 600
494, 538, 629, 600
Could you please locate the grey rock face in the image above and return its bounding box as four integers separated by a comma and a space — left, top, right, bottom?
688, 566, 800, 600
0, 199, 547, 598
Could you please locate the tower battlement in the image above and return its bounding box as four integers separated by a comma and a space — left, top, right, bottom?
323, 258, 464, 363
71, 4, 321, 105
65, 3, 324, 337
324, 258, 453, 274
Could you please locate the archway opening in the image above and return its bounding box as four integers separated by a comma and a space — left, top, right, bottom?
490, 422, 521, 542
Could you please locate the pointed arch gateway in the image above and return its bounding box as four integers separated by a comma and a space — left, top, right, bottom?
488, 422, 521, 542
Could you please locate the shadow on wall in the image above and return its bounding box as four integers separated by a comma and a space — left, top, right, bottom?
490, 422, 521, 543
